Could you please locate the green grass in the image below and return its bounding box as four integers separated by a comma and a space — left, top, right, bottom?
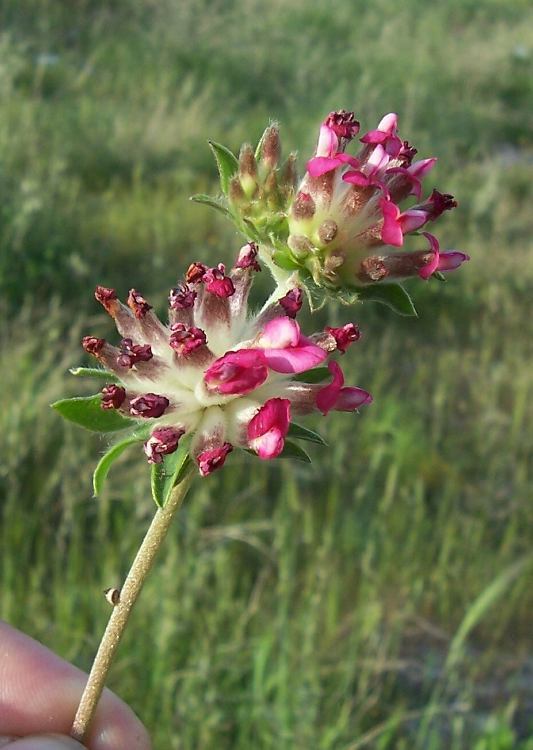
1, 1, 532, 748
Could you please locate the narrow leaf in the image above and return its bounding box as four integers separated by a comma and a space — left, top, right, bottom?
445, 555, 533, 671
293, 367, 330, 384
357, 283, 418, 317
288, 423, 327, 446
69, 367, 119, 382
93, 436, 142, 496
52, 395, 136, 432
190, 193, 229, 216
151, 436, 192, 508
277, 440, 312, 463
208, 141, 239, 195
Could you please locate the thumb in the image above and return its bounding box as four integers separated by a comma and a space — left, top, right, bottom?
0, 735, 86, 750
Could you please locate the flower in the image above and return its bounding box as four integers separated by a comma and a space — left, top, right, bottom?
84, 243, 371, 477
285, 110, 469, 288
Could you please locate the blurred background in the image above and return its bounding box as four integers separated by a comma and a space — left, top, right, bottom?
0, 1, 532, 748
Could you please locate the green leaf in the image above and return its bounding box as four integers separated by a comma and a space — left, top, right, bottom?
277, 440, 312, 463
357, 283, 418, 317
293, 367, 330, 384
208, 141, 239, 195
190, 193, 229, 216
271, 249, 301, 271
69, 367, 119, 382
288, 423, 327, 446
52, 395, 136, 432
93, 435, 142, 496
150, 435, 192, 508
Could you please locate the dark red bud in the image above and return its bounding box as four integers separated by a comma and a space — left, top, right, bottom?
129, 393, 169, 419
324, 110, 360, 140
94, 286, 118, 313
169, 324, 207, 356
203, 264, 235, 298
325, 323, 361, 354
82, 336, 105, 355
144, 426, 184, 463
197, 443, 233, 477
127, 289, 152, 319
279, 288, 303, 319
117, 338, 153, 368
169, 283, 197, 310
101, 384, 126, 410
234, 242, 261, 272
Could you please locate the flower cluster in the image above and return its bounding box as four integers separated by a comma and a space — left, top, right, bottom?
83, 243, 371, 477
285, 110, 469, 288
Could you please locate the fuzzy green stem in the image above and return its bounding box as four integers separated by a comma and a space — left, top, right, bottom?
70, 471, 194, 743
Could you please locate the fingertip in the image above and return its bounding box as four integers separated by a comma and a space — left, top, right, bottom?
87, 689, 152, 750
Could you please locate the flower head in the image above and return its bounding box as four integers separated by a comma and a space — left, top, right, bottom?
285, 110, 469, 289
83, 246, 371, 477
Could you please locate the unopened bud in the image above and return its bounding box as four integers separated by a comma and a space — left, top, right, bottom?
101, 384, 126, 410
228, 175, 246, 205
318, 219, 338, 244
291, 192, 316, 221
280, 153, 298, 191
82, 336, 105, 355
261, 124, 281, 169
169, 324, 207, 356
130, 393, 170, 419
95, 286, 118, 314
239, 144, 258, 197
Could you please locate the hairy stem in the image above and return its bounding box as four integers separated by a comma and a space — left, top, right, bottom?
70, 471, 194, 743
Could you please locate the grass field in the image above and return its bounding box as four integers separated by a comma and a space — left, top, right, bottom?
1, 1, 532, 748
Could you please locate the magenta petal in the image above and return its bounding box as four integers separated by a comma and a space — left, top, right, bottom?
380, 199, 404, 247
204, 349, 268, 395
377, 112, 398, 133
316, 361, 344, 415
259, 317, 300, 349
360, 129, 388, 145
343, 170, 371, 187
437, 251, 470, 272
418, 253, 440, 280
263, 343, 327, 374
334, 387, 373, 411
307, 156, 343, 177
247, 397, 291, 459
365, 144, 389, 176
408, 158, 437, 179
399, 209, 428, 234
316, 124, 338, 158
335, 153, 361, 169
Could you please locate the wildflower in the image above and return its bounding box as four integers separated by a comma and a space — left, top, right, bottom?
286, 110, 469, 288
83, 244, 371, 477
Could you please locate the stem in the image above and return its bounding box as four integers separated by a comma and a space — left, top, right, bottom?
70, 471, 194, 743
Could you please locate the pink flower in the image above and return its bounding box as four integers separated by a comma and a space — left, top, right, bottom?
316, 362, 373, 415
417, 232, 470, 280
247, 398, 291, 459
